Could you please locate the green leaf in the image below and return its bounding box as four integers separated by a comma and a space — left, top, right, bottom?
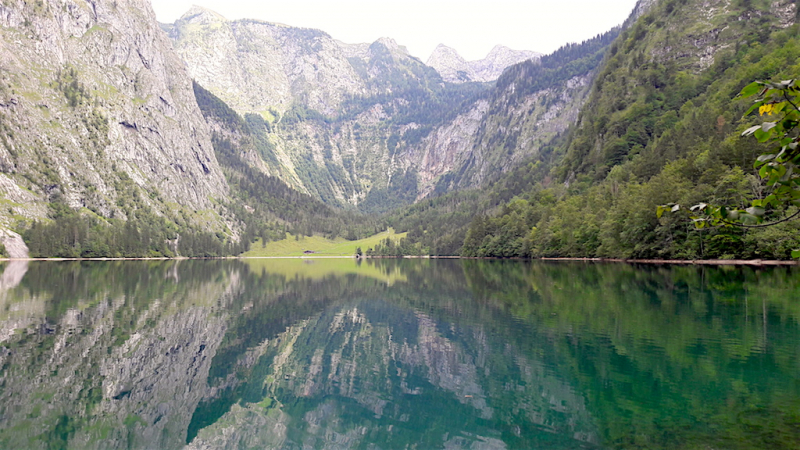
754, 128, 771, 143
739, 81, 761, 97
745, 102, 764, 116
792, 249, 800, 259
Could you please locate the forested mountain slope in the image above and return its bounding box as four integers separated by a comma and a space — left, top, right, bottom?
374, 7, 653, 256
459, 0, 800, 260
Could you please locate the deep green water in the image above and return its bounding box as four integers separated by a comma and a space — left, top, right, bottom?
0, 259, 798, 449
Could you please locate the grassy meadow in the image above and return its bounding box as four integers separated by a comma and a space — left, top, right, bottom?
241, 229, 407, 257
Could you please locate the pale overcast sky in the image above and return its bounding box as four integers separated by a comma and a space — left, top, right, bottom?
150, 1, 639, 61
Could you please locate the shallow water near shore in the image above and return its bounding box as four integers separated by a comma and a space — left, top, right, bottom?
0, 259, 798, 449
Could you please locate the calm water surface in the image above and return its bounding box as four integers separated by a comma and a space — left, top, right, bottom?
0, 259, 798, 449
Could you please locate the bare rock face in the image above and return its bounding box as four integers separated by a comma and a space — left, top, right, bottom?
427, 44, 542, 83
168, 6, 368, 117
0, 228, 27, 258
0, 0, 228, 227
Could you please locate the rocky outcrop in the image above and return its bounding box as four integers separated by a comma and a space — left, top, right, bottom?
167, 6, 367, 117
407, 100, 489, 199
427, 44, 542, 83
0, 228, 27, 258
457, 73, 594, 188
0, 0, 228, 229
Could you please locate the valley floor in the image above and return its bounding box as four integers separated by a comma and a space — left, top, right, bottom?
241, 229, 407, 257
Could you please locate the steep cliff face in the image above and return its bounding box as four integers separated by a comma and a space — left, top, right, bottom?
166, 6, 368, 118
167, 7, 441, 118
169, 6, 609, 211
168, 7, 493, 208
426, 44, 542, 83
0, 0, 228, 231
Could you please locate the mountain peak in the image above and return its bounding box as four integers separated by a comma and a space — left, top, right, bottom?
427, 44, 540, 83
178, 5, 227, 24
374, 37, 410, 55
428, 44, 465, 60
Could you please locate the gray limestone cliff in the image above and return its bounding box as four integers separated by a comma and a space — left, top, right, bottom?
0, 0, 229, 232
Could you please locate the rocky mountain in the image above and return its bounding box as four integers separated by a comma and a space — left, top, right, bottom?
0, 0, 230, 246
166, 7, 611, 212
0, 0, 677, 256
426, 44, 542, 83
165, 6, 466, 208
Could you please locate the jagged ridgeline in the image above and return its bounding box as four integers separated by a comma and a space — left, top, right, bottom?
438, 26, 622, 192
459, 0, 800, 260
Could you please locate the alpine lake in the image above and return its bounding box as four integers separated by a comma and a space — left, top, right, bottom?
0, 258, 798, 449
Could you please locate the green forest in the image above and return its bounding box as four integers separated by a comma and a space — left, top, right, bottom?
456, 0, 800, 260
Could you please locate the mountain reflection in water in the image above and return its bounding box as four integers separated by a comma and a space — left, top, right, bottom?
0, 259, 797, 449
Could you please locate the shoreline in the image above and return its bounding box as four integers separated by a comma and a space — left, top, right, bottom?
536, 257, 799, 266
0, 256, 796, 266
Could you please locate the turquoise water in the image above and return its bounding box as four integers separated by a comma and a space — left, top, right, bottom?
0, 259, 797, 449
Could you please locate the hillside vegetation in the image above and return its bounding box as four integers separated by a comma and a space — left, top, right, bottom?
449, 0, 800, 260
